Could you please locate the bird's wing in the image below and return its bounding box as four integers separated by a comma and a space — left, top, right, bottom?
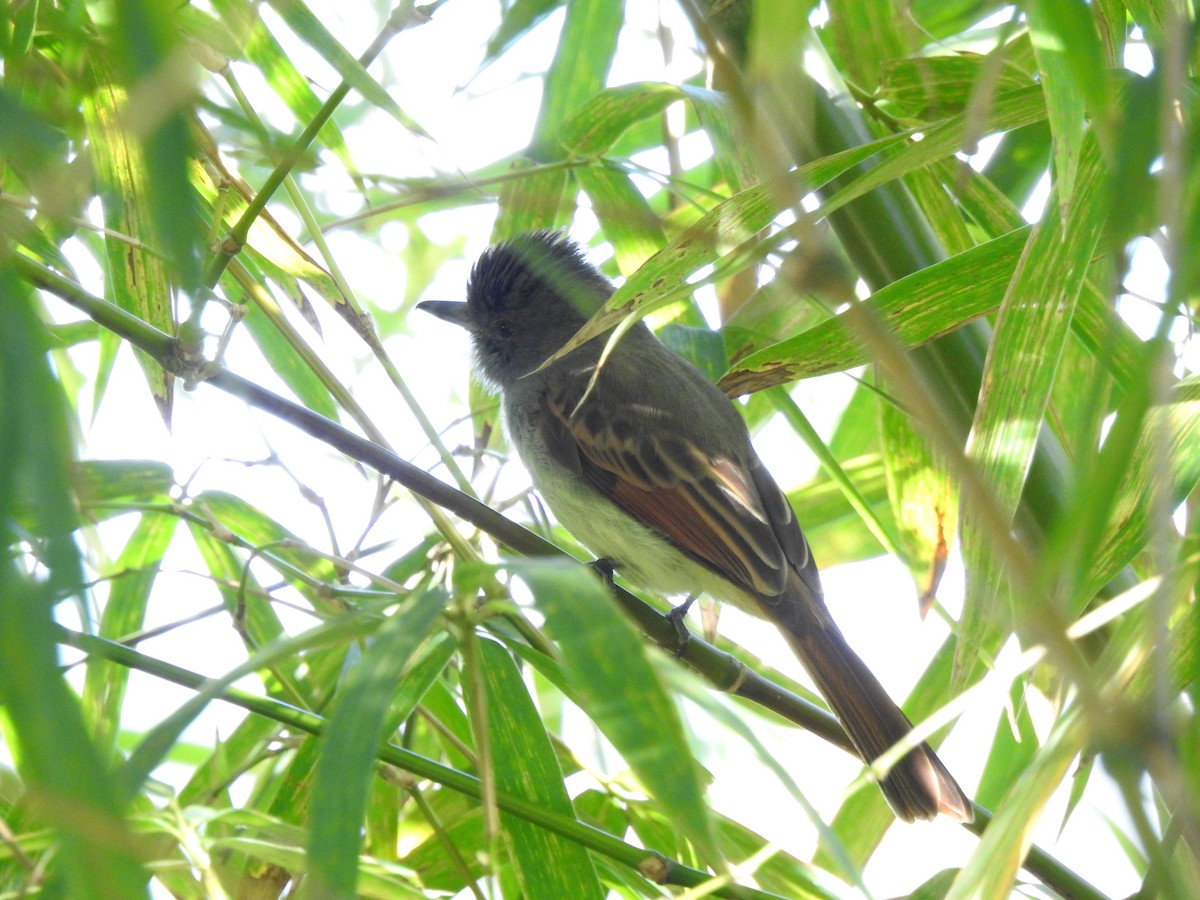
541, 388, 794, 598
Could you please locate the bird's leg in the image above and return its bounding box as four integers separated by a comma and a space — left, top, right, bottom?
666, 594, 698, 657
587, 560, 694, 658
587, 557, 618, 589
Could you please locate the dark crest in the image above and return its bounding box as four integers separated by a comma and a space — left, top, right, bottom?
466, 231, 612, 319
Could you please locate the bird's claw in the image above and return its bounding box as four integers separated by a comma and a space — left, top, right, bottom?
588, 557, 617, 588
666, 595, 697, 658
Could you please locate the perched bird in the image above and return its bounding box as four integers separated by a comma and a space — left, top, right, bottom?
419, 231, 972, 822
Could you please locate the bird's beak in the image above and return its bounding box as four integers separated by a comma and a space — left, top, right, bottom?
416, 300, 474, 330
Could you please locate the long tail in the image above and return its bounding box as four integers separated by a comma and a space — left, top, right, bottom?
776, 588, 973, 822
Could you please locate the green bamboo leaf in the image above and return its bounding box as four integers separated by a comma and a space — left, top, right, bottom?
258, 732, 322, 887
186, 510, 346, 710
214, 826, 428, 898
944, 158, 1140, 413
106, 0, 204, 296
959, 135, 1107, 671
82, 74, 176, 425
572, 788, 629, 843
0, 287, 147, 897
483, 0, 563, 67
880, 389, 957, 612
263, 0, 429, 136
690, 86, 759, 192
192, 128, 353, 315
946, 155, 1027, 236
531, 0, 623, 149
419, 677, 478, 769
916, 868, 977, 900
984, 121, 1054, 213
233, 275, 340, 420
574, 160, 663, 274
512, 558, 721, 864
6, 0, 36, 59
658, 323, 727, 383
502, 641, 578, 721
1026, 0, 1112, 212
11, 217, 80, 291
561, 78, 748, 187
1070, 282, 1143, 391
826, 0, 917, 91
974, 680, 1041, 811
1085, 377, 1200, 599
0, 84, 68, 186
722, 240, 857, 368
210, 0, 357, 172
1091, 0, 1128, 64
387, 631, 459, 732
907, 0, 1008, 39
712, 814, 842, 900
543, 139, 899, 363
1026, 7, 1083, 209
1123, 0, 1169, 48
907, 164, 975, 255
70, 460, 175, 513
719, 227, 1031, 396
366, 632, 457, 861
543, 85, 1049, 370
0, 577, 151, 897
1060, 748, 1094, 835
812, 84, 1047, 229
622, 800, 696, 876
380, 534, 446, 593
1, 286, 81, 587
472, 639, 604, 899
82, 512, 178, 754
946, 710, 1084, 900
19, 457, 172, 530
178, 713, 284, 807
399, 795, 486, 891
307, 590, 445, 898
828, 380, 883, 460
114, 609, 370, 804
178, 5, 244, 62
879, 54, 1035, 121
365, 775, 401, 865
1048, 328, 1113, 467
559, 81, 735, 176
192, 490, 340, 589
559, 82, 686, 158
187, 521, 288, 650
492, 163, 573, 238
787, 462, 893, 567
495, 0, 622, 236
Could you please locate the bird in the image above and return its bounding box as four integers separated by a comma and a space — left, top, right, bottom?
418, 230, 972, 822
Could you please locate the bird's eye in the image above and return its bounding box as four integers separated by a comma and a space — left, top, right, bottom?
496, 320, 513, 338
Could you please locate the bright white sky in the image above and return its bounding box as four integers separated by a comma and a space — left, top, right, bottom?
37, 3, 1195, 898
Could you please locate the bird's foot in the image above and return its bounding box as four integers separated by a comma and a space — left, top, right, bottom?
666, 595, 697, 658
588, 557, 617, 589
